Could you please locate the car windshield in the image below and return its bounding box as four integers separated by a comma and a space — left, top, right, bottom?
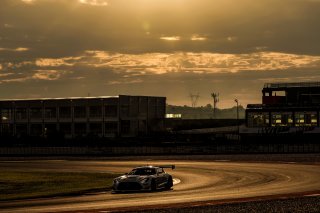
128, 168, 156, 176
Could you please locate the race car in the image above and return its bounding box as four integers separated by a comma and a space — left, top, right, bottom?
112, 165, 175, 192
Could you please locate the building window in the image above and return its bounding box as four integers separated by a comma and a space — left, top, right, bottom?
16, 124, 28, 137
89, 123, 102, 135
247, 112, 269, 127
74, 123, 87, 136
44, 124, 57, 136
30, 108, 42, 119
295, 112, 317, 126
59, 107, 71, 118
166, 114, 182, 119
30, 124, 43, 136
16, 108, 28, 120
139, 97, 148, 115
105, 105, 118, 117
59, 123, 71, 134
120, 105, 129, 117
74, 107, 86, 118
1, 109, 13, 122
89, 106, 102, 118
44, 108, 56, 119
1, 124, 13, 135
138, 120, 147, 134
105, 122, 118, 134
271, 112, 293, 126
121, 120, 130, 134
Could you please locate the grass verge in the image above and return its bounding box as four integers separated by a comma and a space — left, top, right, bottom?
0, 171, 119, 201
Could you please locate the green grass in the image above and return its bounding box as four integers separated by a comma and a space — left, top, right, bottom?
0, 171, 120, 201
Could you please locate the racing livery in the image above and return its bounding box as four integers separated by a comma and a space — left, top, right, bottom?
112, 165, 175, 192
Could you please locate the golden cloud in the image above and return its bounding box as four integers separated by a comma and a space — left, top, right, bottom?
107, 79, 143, 85
0, 47, 29, 52
81, 51, 320, 74
0, 77, 30, 83
160, 36, 180, 41
9, 50, 317, 81
21, 0, 35, 4
79, 0, 108, 6
191, 35, 207, 41
32, 70, 65, 80
35, 57, 80, 67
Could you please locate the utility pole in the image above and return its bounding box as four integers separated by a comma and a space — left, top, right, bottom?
235, 99, 240, 141
211, 92, 219, 118
189, 93, 200, 108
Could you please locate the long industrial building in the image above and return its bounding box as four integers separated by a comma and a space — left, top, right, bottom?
245, 82, 320, 131
0, 95, 166, 138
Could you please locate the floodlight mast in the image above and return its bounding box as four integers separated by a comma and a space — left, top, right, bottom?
234, 99, 240, 141
211, 92, 219, 118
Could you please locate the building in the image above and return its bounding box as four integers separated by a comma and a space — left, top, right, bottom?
0, 95, 166, 139
246, 82, 320, 128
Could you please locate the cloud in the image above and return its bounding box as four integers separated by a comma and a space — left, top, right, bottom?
191, 35, 207, 41
35, 57, 81, 67
32, 70, 65, 80
0, 77, 30, 84
160, 36, 180, 41
4, 24, 14, 28
227, 36, 238, 42
0, 73, 14, 78
0, 47, 29, 52
1, 0, 320, 56
76, 50, 320, 75
2, 50, 320, 82
1, 0, 320, 107
1, 51, 320, 108
79, 0, 108, 6
107, 79, 143, 85
21, 0, 36, 4
15, 47, 29, 52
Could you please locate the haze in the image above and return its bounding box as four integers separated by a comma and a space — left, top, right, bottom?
1, 0, 320, 107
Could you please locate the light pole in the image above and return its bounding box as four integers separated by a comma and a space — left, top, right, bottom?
234, 99, 239, 141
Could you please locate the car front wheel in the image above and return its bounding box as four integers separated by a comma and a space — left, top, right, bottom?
165, 176, 173, 190
151, 179, 157, 191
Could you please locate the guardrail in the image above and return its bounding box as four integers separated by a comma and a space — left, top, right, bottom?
0, 144, 319, 155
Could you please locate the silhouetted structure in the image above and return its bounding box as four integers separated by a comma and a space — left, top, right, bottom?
189, 93, 200, 108
211, 92, 219, 118
0, 95, 166, 139
246, 82, 320, 128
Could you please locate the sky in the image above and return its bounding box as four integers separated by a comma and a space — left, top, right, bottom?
1, 0, 320, 108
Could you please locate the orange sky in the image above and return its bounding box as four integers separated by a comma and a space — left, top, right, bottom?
1, 0, 320, 108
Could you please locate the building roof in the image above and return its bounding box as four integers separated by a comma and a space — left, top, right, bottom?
264, 82, 320, 89
0, 96, 119, 102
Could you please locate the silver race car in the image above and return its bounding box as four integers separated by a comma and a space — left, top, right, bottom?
112, 165, 175, 192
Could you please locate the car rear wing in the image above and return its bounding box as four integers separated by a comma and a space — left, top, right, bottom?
158, 165, 175, 170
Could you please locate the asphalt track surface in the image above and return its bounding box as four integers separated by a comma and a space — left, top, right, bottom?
1, 160, 320, 212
